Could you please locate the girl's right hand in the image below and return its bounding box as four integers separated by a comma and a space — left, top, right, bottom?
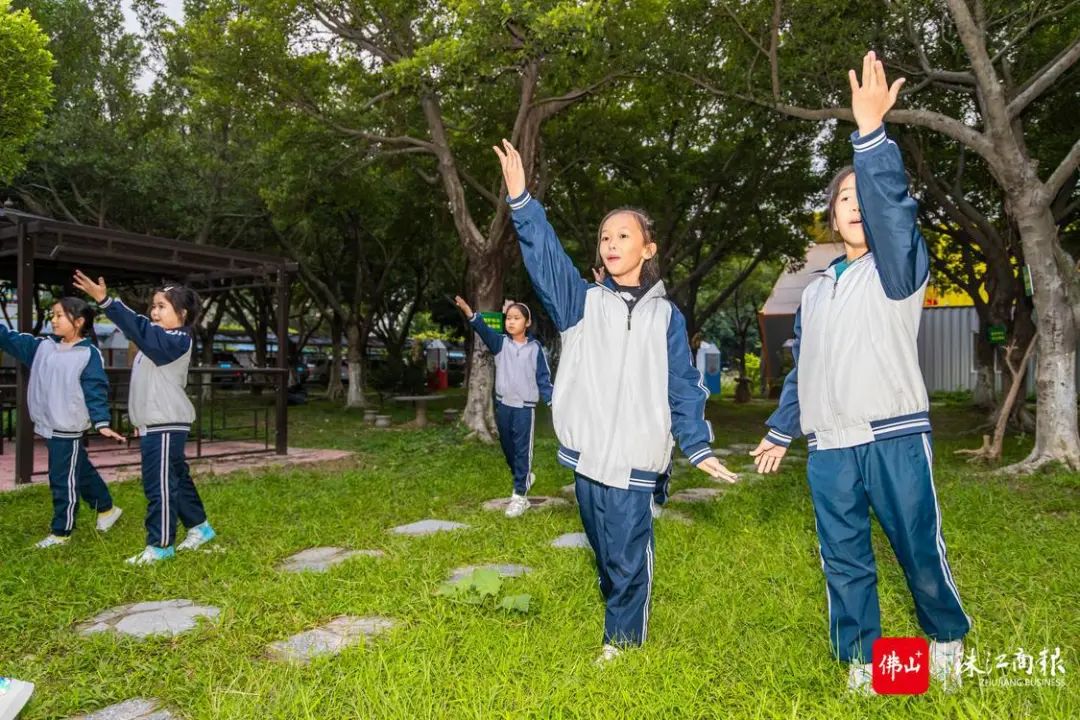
99, 427, 127, 444
492, 139, 526, 199
73, 270, 108, 304
750, 437, 787, 474
454, 295, 474, 317
697, 456, 739, 483
849, 50, 905, 137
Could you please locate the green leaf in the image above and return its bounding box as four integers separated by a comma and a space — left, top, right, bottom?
498, 594, 532, 613
468, 569, 502, 598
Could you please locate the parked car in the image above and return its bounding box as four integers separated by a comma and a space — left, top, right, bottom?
309, 357, 349, 386
212, 352, 246, 387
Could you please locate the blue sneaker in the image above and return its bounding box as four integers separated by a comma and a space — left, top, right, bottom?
177, 521, 216, 551
125, 545, 176, 565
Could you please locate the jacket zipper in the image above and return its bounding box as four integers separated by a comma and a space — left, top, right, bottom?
820, 254, 871, 437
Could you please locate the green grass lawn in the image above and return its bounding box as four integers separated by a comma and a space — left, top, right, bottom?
1, 396, 1076, 719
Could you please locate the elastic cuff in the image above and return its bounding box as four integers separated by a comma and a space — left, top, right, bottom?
851, 124, 887, 152
507, 190, 532, 210
98, 296, 115, 308
94, 421, 110, 430
686, 445, 714, 466
765, 428, 793, 448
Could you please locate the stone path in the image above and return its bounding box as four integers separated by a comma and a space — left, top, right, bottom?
77, 600, 219, 639
669, 487, 723, 503
550, 532, 591, 549
389, 519, 469, 536
481, 496, 569, 512
656, 509, 693, 524
559, 483, 576, 498
266, 616, 396, 663
277, 547, 383, 573
447, 564, 532, 583
68, 698, 176, 720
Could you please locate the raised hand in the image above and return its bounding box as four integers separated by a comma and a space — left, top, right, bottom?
697, 456, 739, 483
73, 270, 108, 304
591, 266, 607, 283
491, 138, 526, 199
749, 437, 787, 474
849, 50, 905, 137
501, 298, 515, 314
454, 295, 474, 317
99, 427, 127, 444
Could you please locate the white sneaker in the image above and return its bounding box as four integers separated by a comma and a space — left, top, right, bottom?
930, 639, 964, 690
505, 494, 530, 518
96, 506, 123, 532
847, 662, 876, 695
125, 545, 175, 565
0, 676, 35, 718
177, 521, 216, 551
34, 534, 69, 549
595, 644, 622, 666
650, 496, 663, 519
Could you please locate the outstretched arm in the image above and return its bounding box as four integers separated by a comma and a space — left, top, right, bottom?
0, 325, 43, 367
74, 270, 192, 365
848, 51, 929, 300
493, 140, 588, 333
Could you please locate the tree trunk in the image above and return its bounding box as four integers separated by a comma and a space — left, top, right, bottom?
461, 246, 504, 441
1002, 198, 1080, 472
327, 312, 344, 402
345, 323, 367, 409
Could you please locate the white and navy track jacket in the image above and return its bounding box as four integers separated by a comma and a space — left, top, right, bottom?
469, 313, 553, 408
100, 297, 196, 433
508, 191, 715, 492
766, 125, 932, 452
0, 327, 110, 439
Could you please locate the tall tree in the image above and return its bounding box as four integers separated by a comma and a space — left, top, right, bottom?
0, 0, 54, 182
688, 0, 1080, 471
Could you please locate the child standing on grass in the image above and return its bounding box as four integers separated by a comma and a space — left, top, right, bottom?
454, 296, 553, 518
493, 139, 737, 663
74, 270, 217, 565
0, 298, 125, 548
750, 52, 971, 693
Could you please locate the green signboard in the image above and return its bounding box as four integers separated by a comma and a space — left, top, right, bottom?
988, 324, 1007, 345
479, 311, 504, 331
1023, 265, 1033, 297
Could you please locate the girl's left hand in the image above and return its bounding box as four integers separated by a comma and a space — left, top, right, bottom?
849, 50, 905, 137
501, 298, 515, 313
696, 456, 739, 483
73, 270, 109, 303
99, 428, 127, 444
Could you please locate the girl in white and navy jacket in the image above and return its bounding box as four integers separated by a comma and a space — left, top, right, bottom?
0, 298, 125, 548
454, 296, 553, 518
493, 139, 738, 662
74, 271, 217, 565
750, 53, 970, 693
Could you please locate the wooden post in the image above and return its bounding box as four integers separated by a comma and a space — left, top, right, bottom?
15, 222, 33, 484
275, 268, 289, 455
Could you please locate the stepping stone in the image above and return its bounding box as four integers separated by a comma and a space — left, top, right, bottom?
670, 487, 723, 503
726, 443, 757, 453
551, 532, 591, 549
266, 616, 396, 663
390, 519, 470, 536
657, 509, 693, 524
447, 563, 532, 583
277, 547, 383, 573
559, 483, 576, 497
482, 496, 569, 512
68, 698, 175, 720
77, 599, 220, 638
